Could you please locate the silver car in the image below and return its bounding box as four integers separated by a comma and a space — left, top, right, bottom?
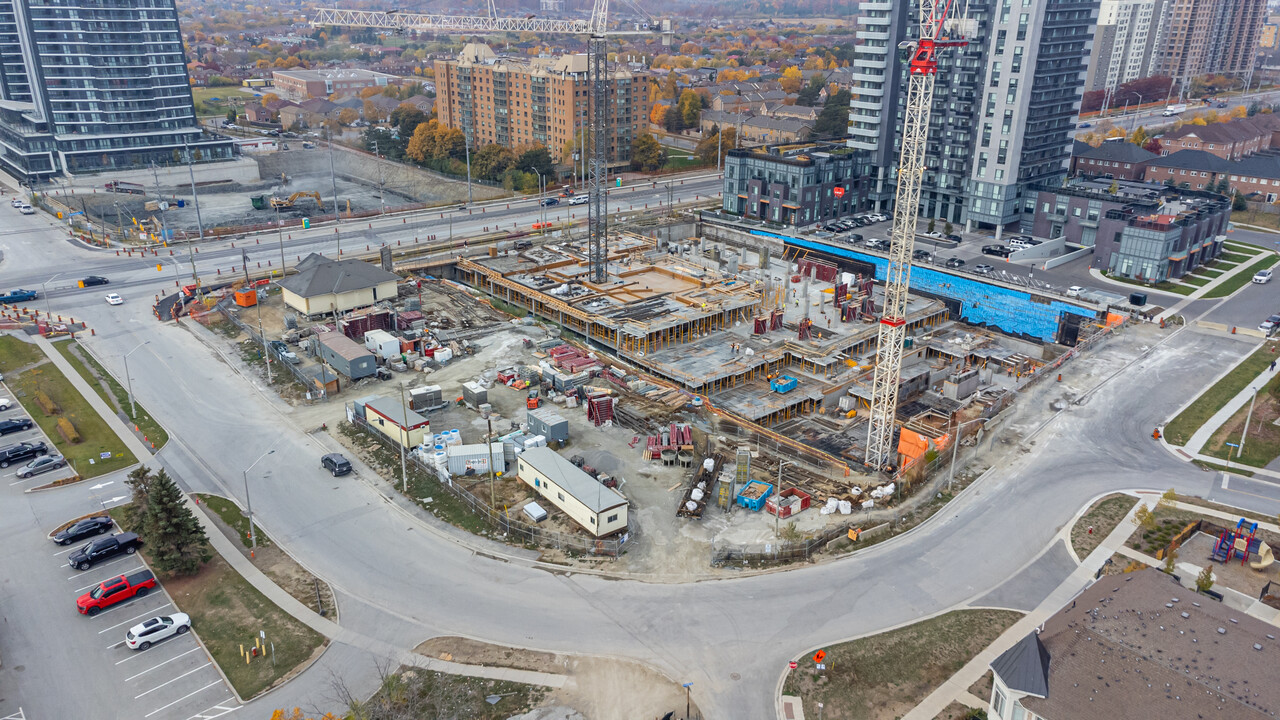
17, 453, 65, 478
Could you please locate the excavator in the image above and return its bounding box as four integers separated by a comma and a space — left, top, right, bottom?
250, 191, 323, 210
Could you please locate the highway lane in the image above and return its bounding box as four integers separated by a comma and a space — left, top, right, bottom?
2, 195, 1278, 717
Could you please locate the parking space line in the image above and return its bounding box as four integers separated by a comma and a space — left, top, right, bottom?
86, 594, 165, 619
142, 680, 222, 717
185, 702, 240, 720
124, 647, 202, 682
65, 552, 137, 577
115, 639, 193, 666
52, 545, 78, 556
72, 564, 142, 587
98, 604, 172, 634
134, 661, 212, 698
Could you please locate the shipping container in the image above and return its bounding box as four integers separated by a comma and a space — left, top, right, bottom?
364, 329, 401, 360
445, 442, 505, 476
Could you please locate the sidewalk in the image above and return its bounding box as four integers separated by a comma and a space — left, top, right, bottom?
1157, 246, 1280, 322
900, 493, 1151, 720
29, 333, 569, 700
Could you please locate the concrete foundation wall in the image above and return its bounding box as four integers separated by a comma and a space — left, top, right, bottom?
72, 157, 262, 186
253, 147, 509, 205
1040, 244, 1093, 270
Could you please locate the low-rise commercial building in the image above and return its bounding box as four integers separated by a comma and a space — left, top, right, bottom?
518, 447, 628, 537
989, 569, 1280, 720
279, 254, 401, 317
1029, 179, 1228, 281
272, 69, 399, 102
1070, 140, 1158, 180
722, 142, 864, 226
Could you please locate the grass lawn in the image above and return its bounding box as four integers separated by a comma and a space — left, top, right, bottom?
1224, 242, 1266, 255
53, 340, 168, 450
1202, 371, 1280, 467
1229, 210, 1280, 231
1181, 275, 1211, 287
1192, 458, 1255, 476
1163, 340, 1280, 446
1071, 494, 1138, 558
8, 360, 137, 479
1190, 267, 1224, 278
0, 336, 45, 373
197, 493, 273, 549
663, 154, 705, 171
1221, 252, 1252, 263
1203, 254, 1280, 298
781, 609, 1023, 720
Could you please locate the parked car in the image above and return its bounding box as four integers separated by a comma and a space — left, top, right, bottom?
1066, 286, 1084, 298
17, 453, 65, 478
539, 197, 559, 207
9, 198, 20, 208
0, 397, 10, 411
53, 516, 114, 545
0, 441, 47, 468
1253, 269, 1273, 284
81, 275, 109, 287
919, 231, 944, 239
321, 453, 352, 477
69, 532, 141, 571
104, 293, 123, 305
125, 613, 191, 650
847, 233, 863, 244
912, 249, 932, 262
77, 570, 156, 615
973, 263, 994, 274
982, 245, 1013, 257
945, 257, 965, 268
0, 418, 32, 436
568, 195, 589, 206
946, 234, 962, 243
269, 340, 299, 364
1078, 122, 1093, 128
1260, 314, 1280, 333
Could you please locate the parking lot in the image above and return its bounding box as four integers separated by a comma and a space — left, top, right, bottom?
0, 384, 239, 720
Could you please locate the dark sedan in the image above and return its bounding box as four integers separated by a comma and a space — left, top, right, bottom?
81, 276, 109, 287
53, 516, 114, 545
0, 418, 32, 435
945, 257, 966, 268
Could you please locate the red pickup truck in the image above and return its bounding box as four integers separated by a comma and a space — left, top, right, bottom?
76, 570, 156, 616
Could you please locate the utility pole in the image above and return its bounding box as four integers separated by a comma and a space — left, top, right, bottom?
184, 144, 204, 282
275, 202, 286, 276
775, 460, 792, 542
399, 381, 410, 492
486, 415, 496, 509
244, 250, 271, 383
327, 126, 341, 259
372, 139, 386, 215
1239, 385, 1259, 458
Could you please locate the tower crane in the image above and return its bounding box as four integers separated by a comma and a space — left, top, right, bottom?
864, 0, 971, 471
311, 4, 668, 284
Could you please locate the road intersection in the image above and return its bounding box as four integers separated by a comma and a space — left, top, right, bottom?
0, 187, 1277, 718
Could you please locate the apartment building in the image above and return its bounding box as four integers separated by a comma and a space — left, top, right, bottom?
850, 0, 1096, 233
0, 0, 232, 181
1085, 0, 1171, 92
434, 43, 645, 168
722, 141, 865, 226
1158, 0, 1267, 81
847, 0, 909, 211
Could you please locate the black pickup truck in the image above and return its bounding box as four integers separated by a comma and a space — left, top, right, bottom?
69, 532, 141, 571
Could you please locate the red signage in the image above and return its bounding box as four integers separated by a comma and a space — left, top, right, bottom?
833, 187, 845, 198
788, 661, 798, 669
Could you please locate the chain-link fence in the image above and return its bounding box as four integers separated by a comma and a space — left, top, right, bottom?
710, 520, 885, 567
213, 299, 328, 400
349, 412, 636, 558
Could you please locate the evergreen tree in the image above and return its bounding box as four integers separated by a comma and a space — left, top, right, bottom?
124, 465, 157, 537
143, 469, 211, 576
814, 89, 852, 137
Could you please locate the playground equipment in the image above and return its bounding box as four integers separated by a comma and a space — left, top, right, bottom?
1250, 543, 1276, 572
1212, 518, 1261, 565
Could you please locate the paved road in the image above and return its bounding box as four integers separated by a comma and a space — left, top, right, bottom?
2, 193, 1280, 718
1088, 89, 1280, 133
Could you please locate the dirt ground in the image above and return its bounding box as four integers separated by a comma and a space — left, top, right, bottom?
1180, 531, 1273, 597
414, 637, 697, 720
199, 496, 338, 618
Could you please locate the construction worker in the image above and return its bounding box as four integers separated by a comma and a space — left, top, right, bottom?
1152, 427, 1162, 440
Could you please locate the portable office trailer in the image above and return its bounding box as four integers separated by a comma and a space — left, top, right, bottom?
315, 333, 377, 380
363, 397, 430, 448
364, 329, 401, 360
525, 406, 569, 442
517, 447, 628, 537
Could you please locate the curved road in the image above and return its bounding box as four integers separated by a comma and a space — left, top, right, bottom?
0, 193, 1275, 718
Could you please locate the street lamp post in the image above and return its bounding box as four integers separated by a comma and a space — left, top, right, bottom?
1239, 385, 1260, 458
948, 417, 991, 493
40, 272, 63, 320
242, 447, 276, 550
775, 460, 793, 541
530, 167, 546, 234
1128, 92, 1145, 131
123, 340, 150, 419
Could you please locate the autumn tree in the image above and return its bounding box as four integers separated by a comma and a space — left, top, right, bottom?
473, 143, 515, 181
649, 103, 668, 127
695, 126, 737, 165
678, 88, 703, 128
359, 85, 382, 99
631, 133, 666, 171
337, 107, 359, 125
1129, 125, 1148, 148
779, 65, 803, 94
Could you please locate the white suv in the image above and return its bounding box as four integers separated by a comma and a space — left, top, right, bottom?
125, 613, 191, 650
1254, 269, 1273, 284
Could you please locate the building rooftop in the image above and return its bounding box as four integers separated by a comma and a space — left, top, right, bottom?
520, 447, 627, 512
1076, 139, 1159, 164
279, 253, 401, 299
1001, 570, 1280, 720
365, 397, 429, 429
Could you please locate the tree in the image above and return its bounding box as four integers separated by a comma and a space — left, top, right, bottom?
1233, 191, 1248, 211
1129, 125, 1148, 148
1142, 138, 1163, 154
944, 221, 953, 236
389, 105, 427, 137
405, 120, 437, 163
140, 468, 211, 576
678, 89, 702, 128
927, 218, 936, 233
1195, 565, 1215, 593
694, 127, 736, 165
1132, 503, 1156, 532
337, 107, 359, 126
649, 103, 668, 126
815, 89, 851, 137
1163, 545, 1178, 574
797, 75, 825, 106
358, 85, 382, 99
516, 145, 554, 180
1108, 180, 1119, 195
260, 92, 280, 106
473, 143, 515, 181
779, 65, 803, 94
225, 108, 236, 124
631, 133, 665, 171
124, 465, 157, 537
